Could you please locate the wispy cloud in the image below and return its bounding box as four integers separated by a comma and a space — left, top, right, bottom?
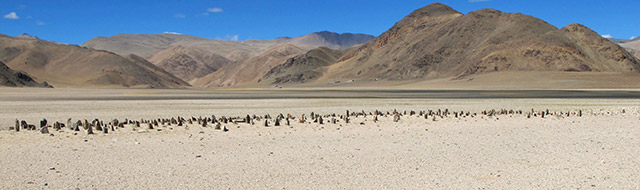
207, 8, 223, 13
216, 34, 239, 41
3, 12, 19, 19
174, 13, 186, 18
163, 32, 182, 35
631, 36, 637, 40
36, 20, 45, 26
469, 0, 490, 2
203, 7, 224, 16
601, 34, 613, 39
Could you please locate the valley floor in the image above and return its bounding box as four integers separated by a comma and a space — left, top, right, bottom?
1, 88, 639, 189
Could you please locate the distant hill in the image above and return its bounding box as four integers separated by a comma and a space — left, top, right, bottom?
265, 3, 639, 87
193, 44, 306, 87
0, 35, 188, 88
260, 47, 347, 84
0, 60, 51, 87
81, 32, 374, 85
273, 31, 374, 50
618, 37, 640, 59
147, 45, 233, 82
14, 33, 39, 40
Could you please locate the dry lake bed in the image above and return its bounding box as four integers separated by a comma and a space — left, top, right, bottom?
1, 88, 639, 189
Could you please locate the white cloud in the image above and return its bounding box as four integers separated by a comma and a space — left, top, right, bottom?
36, 20, 45, 26
469, 0, 490, 2
207, 8, 223, 13
163, 32, 182, 35
631, 36, 637, 40
3, 12, 19, 19
601, 34, 613, 39
216, 34, 239, 41
174, 13, 185, 18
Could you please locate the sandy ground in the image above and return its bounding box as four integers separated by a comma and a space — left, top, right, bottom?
1, 88, 640, 189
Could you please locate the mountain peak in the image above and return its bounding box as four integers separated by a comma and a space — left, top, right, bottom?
409, 3, 461, 18
561, 23, 600, 37
14, 33, 39, 40
470, 8, 502, 15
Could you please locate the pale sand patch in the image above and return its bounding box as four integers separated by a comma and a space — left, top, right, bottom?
1, 88, 639, 188
1, 113, 639, 189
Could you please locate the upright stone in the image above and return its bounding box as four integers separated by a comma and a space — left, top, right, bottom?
40, 119, 47, 128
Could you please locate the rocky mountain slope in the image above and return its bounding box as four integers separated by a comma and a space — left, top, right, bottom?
260, 47, 347, 84
192, 44, 306, 87
0, 35, 188, 88
147, 46, 233, 82
266, 3, 639, 85
82, 32, 373, 85
0, 60, 51, 87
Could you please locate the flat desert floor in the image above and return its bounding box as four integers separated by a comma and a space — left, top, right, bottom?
1, 88, 640, 189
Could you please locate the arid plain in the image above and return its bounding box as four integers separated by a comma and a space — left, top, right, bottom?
1, 88, 639, 189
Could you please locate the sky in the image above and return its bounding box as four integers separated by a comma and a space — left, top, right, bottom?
1, 0, 639, 45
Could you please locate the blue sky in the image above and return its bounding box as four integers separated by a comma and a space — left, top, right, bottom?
1, 0, 638, 45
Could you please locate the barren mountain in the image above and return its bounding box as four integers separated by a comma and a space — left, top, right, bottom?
82, 33, 211, 58
82, 32, 374, 86
14, 33, 39, 40
192, 44, 306, 87
0, 60, 51, 87
273, 31, 374, 50
147, 46, 232, 82
619, 38, 640, 59
267, 3, 639, 85
83, 32, 373, 59
260, 47, 347, 84
0, 35, 188, 88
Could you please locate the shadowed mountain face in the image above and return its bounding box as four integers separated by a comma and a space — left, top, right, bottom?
267, 3, 639, 85
260, 47, 346, 84
82, 32, 374, 85
0, 60, 51, 87
192, 44, 306, 87
0, 35, 188, 88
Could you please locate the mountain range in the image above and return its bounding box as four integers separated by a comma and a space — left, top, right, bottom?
2, 3, 639, 89
273, 3, 639, 87
82, 31, 374, 86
